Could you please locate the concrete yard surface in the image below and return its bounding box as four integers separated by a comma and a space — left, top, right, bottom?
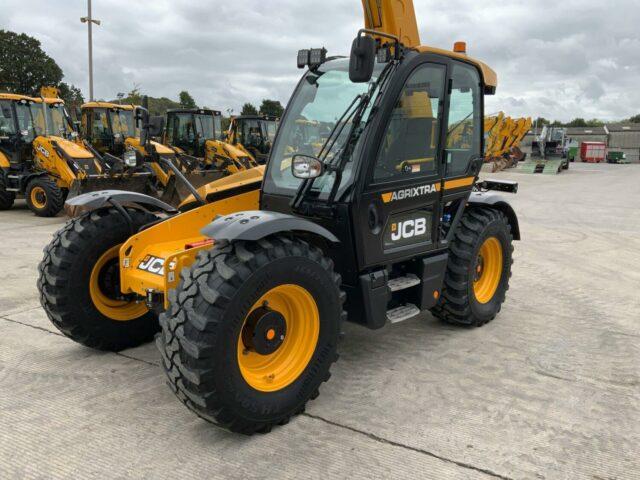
0, 163, 638, 479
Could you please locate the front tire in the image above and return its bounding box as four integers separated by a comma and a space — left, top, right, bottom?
157, 235, 344, 434
26, 176, 64, 217
38, 207, 159, 351
432, 207, 513, 327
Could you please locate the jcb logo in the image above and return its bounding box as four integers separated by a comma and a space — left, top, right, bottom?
391, 218, 428, 241
137, 255, 165, 276
36, 145, 50, 158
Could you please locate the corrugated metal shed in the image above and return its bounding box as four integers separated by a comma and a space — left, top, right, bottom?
564, 127, 608, 144
608, 124, 640, 162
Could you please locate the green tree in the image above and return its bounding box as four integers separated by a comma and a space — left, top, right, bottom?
566, 118, 588, 128
179, 90, 197, 109
259, 99, 284, 118
241, 103, 258, 116
533, 117, 550, 127
58, 82, 85, 108
628, 114, 640, 123
0, 30, 63, 95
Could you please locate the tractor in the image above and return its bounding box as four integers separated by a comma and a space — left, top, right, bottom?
39, 0, 520, 434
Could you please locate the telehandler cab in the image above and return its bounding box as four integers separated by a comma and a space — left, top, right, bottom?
39, 0, 520, 434
0, 92, 150, 216
227, 114, 278, 164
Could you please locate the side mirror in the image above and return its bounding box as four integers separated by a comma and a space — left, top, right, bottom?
292, 154, 324, 179
349, 34, 376, 83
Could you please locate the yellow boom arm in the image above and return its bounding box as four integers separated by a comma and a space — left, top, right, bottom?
361, 0, 421, 47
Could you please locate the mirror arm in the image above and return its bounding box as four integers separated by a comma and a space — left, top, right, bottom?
356, 28, 402, 59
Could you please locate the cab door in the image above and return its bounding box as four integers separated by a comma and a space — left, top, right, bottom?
353, 62, 447, 268
0, 100, 19, 164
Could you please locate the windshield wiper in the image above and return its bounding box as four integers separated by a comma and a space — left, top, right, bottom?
291, 61, 396, 212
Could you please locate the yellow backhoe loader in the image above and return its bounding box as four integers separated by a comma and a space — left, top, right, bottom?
0, 91, 150, 216
227, 115, 278, 164
39, 0, 520, 434
81, 102, 224, 206
162, 108, 258, 175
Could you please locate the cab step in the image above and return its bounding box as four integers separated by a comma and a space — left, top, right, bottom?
387, 274, 420, 292
387, 304, 421, 324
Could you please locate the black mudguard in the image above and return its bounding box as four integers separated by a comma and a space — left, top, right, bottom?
65, 190, 177, 217
468, 191, 521, 240
201, 210, 340, 243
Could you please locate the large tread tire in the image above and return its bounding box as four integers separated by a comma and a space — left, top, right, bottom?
26, 176, 64, 217
0, 175, 15, 210
157, 235, 345, 435
432, 207, 513, 327
38, 207, 160, 351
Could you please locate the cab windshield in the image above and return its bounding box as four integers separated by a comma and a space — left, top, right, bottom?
109, 109, 136, 137
264, 120, 278, 142
265, 58, 385, 197
193, 113, 217, 140
31, 102, 73, 137
46, 103, 73, 136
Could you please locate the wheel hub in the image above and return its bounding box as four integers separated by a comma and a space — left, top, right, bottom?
474, 255, 485, 281
241, 306, 287, 355
98, 258, 122, 299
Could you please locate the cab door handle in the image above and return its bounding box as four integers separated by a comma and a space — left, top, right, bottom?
368, 204, 381, 234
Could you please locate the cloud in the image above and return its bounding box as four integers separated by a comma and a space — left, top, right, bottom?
3, 0, 639, 121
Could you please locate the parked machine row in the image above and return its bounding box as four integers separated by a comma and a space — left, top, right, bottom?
0, 92, 279, 216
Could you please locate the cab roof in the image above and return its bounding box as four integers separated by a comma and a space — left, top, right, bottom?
82, 102, 135, 110
416, 45, 498, 93
0, 93, 38, 102
167, 108, 222, 116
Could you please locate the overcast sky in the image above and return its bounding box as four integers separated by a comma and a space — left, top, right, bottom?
3, 0, 639, 121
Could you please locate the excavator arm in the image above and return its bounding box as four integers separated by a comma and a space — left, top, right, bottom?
361, 0, 421, 47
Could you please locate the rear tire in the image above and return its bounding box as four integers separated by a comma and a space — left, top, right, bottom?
0, 175, 15, 210
26, 176, 64, 217
432, 207, 513, 327
38, 207, 160, 351
157, 235, 344, 434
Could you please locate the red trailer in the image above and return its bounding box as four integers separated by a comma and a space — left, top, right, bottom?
580, 142, 606, 163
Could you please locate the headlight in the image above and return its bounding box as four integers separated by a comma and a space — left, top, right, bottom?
124, 150, 137, 167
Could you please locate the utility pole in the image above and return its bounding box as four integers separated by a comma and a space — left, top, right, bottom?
80, 0, 101, 101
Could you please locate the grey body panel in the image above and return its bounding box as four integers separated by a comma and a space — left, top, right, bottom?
201, 210, 340, 243
65, 190, 177, 213
468, 191, 521, 240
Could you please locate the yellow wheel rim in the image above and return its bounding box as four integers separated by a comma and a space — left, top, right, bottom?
89, 245, 149, 321
238, 284, 320, 392
30, 186, 47, 209
473, 237, 503, 304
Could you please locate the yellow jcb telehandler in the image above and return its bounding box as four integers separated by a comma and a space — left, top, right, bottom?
227, 114, 278, 164
0, 92, 150, 216
39, 0, 520, 434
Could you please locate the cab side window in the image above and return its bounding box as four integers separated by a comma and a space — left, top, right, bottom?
445, 64, 481, 176
373, 64, 445, 183
91, 109, 110, 139
0, 101, 16, 135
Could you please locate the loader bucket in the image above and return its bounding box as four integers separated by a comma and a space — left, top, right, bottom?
65, 173, 153, 217
159, 170, 225, 207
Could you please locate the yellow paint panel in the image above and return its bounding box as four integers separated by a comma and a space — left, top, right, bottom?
0, 151, 10, 168
50, 136, 94, 159
120, 189, 260, 298
444, 176, 475, 190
